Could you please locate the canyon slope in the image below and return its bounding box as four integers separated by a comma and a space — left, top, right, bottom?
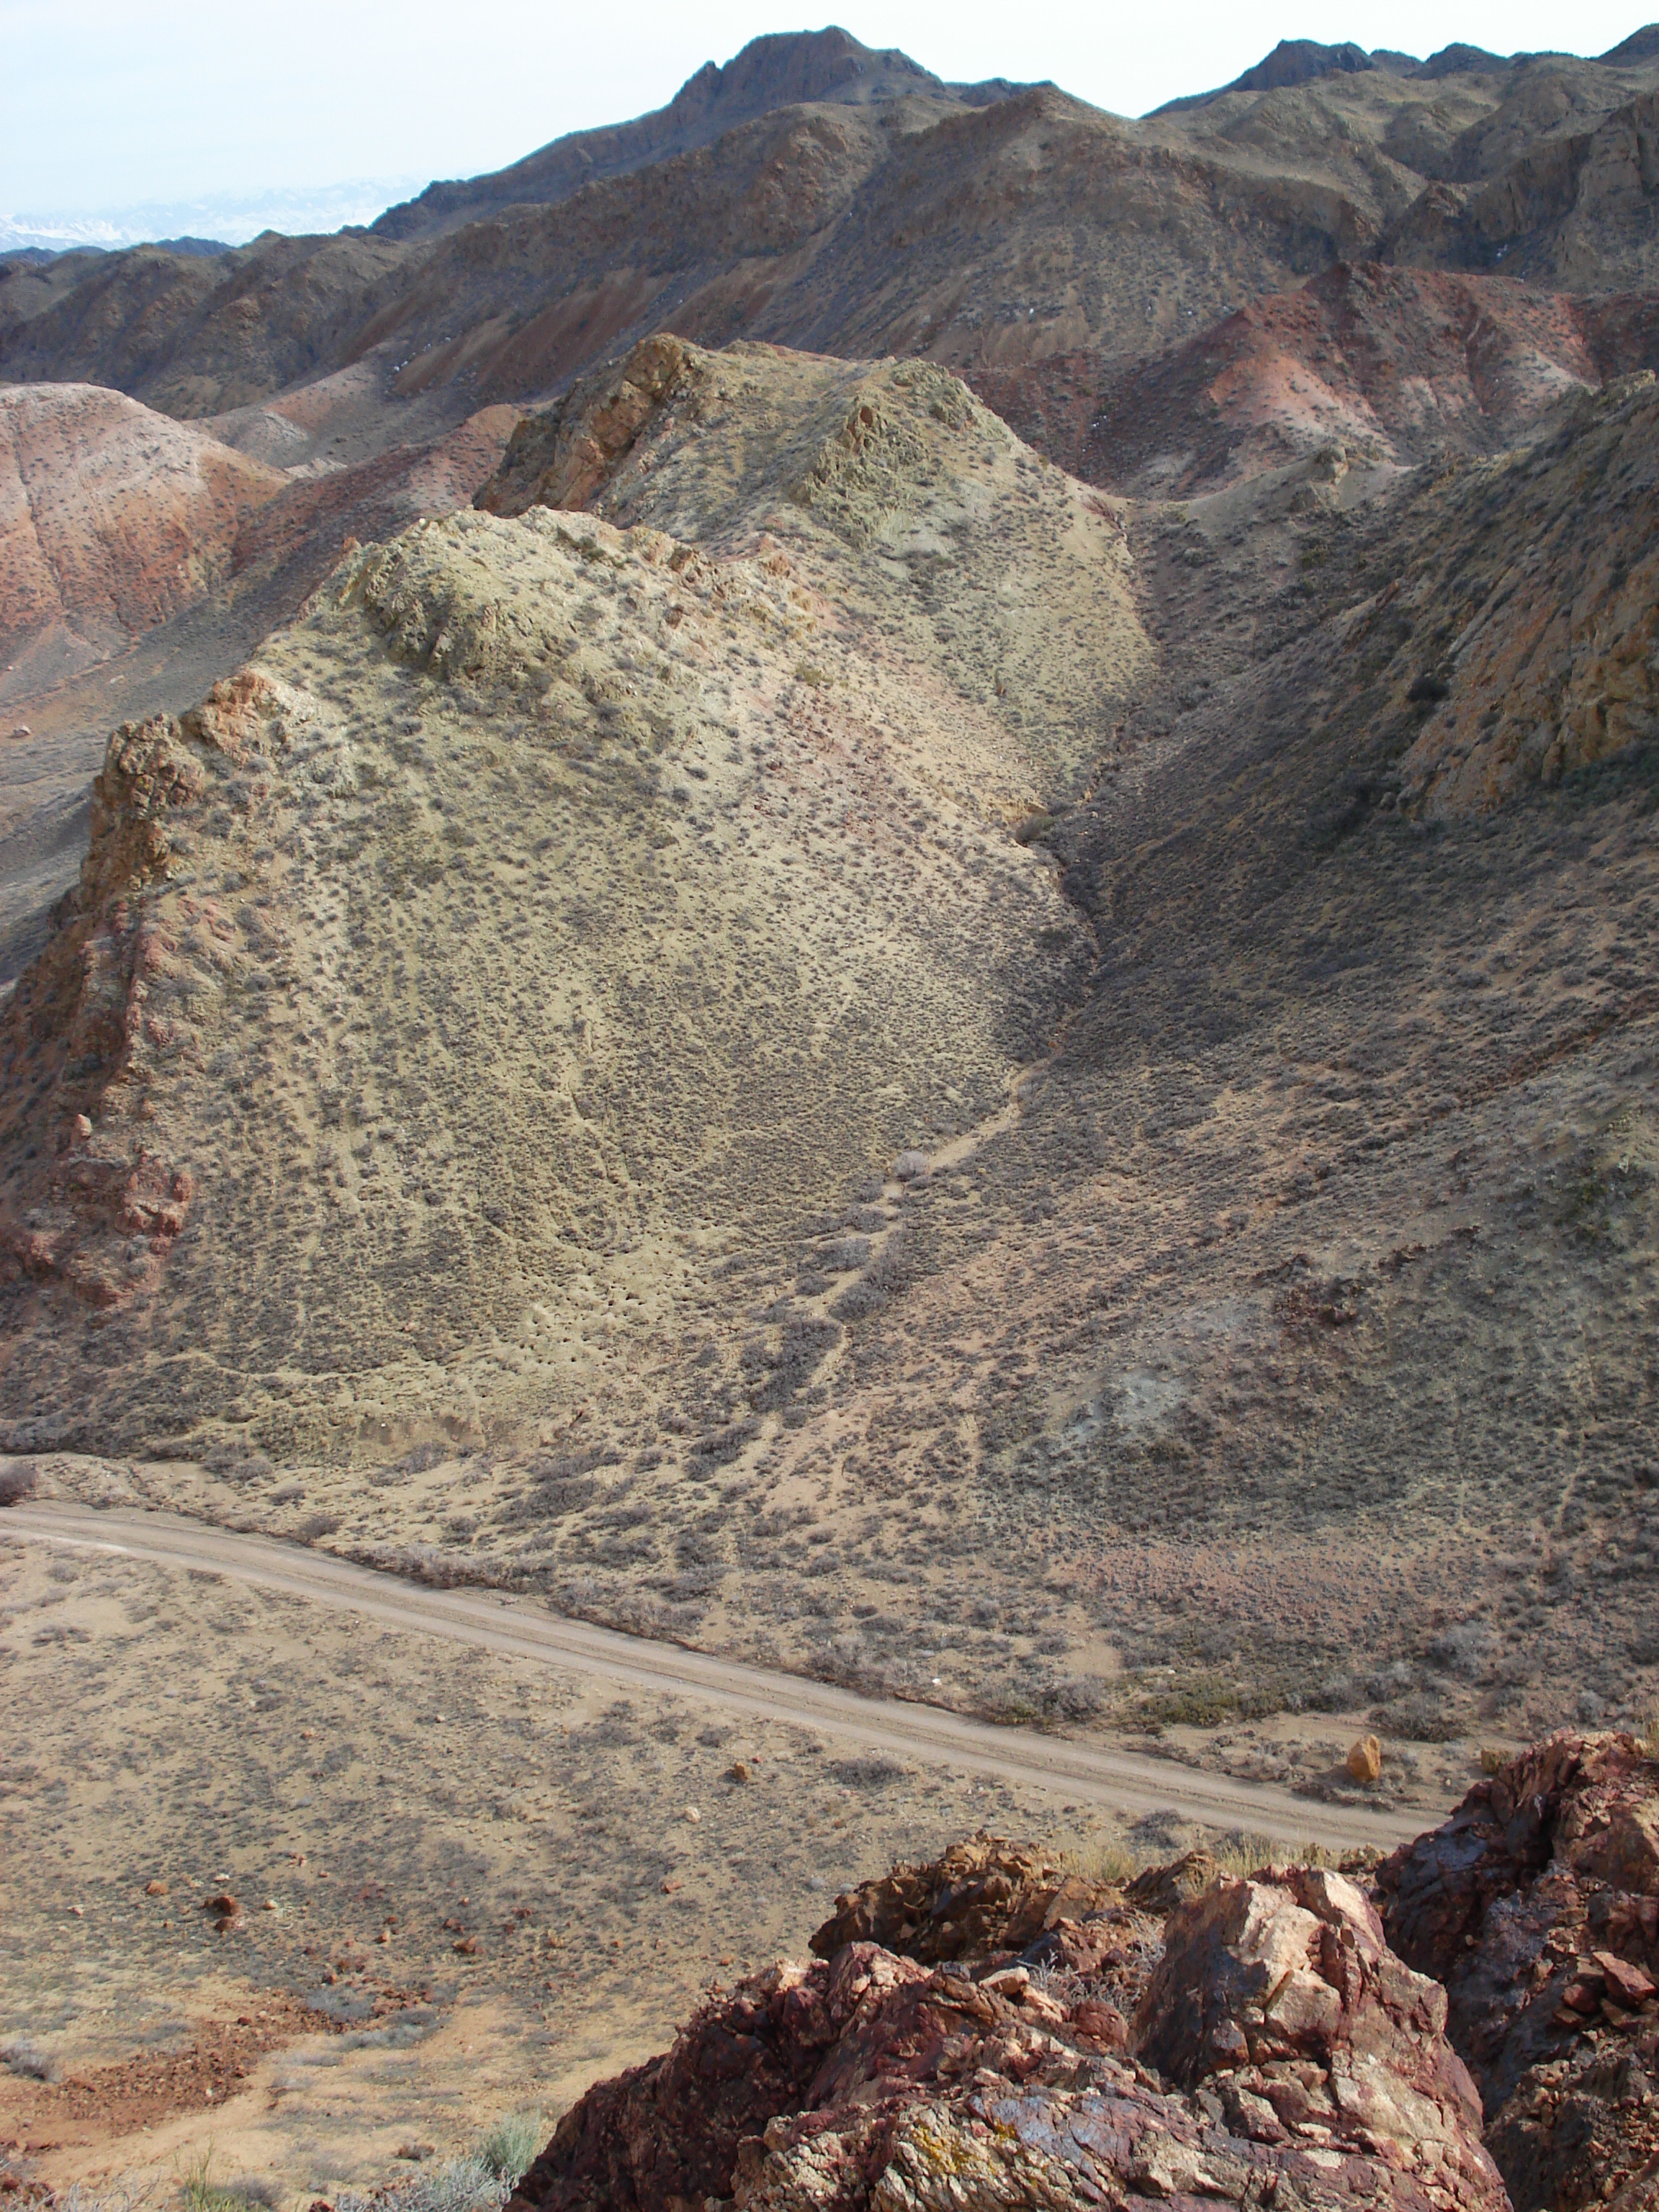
2, 332, 1654, 1763
2, 32, 1659, 2200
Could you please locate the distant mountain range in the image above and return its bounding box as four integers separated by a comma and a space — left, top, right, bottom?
7, 22, 1659, 256
0, 179, 423, 257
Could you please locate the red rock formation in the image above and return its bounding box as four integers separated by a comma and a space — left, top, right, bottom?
0, 382, 282, 697
968, 263, 1640, 495
1378, 1731, 1659, 2211
806, 1833, 1134, 1965
0, 678, 282, 1308
511, 1845, 1507, 2212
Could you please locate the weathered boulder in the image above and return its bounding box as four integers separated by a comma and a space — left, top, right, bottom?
1137, 1866, 1501, 2209
1377, 1730, 1659, 2210
1349, 1734, 1384, 1784
1118, 1844, 1220, 1912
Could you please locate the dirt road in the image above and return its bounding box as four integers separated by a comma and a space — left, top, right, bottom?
4, 1499, 1429, 1851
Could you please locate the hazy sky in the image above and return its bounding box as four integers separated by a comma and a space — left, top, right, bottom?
2, 0, 1649, 217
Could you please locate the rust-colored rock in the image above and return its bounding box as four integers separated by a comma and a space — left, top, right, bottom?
1125, 1845, 1225, 1914
1348, 1732, 1384, 1782
807, 1832, 1124, 1965
1378, 1730, 1659, 2211
510, 1839, 1507, 2212
475, 336, 696, 518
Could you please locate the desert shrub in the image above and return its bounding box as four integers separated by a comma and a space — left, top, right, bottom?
829, 1231, 911, 1322
892, 1150, 930, 1182
61, 2188, 144, 2212
180, 2152, 279, 2212
1041, 1675, 1108, 1721
828, 1755, 909, 1788
1372, 1691, 1462, 1743
0, 1462, 38, 1507
815, 1237, 871, 1274
1141, 1677, 1242, 1729
477, 2109, 546, 2182
337, 2159, 504, 2212
0, 2033, 55, 2080
1058, 1838, 1138, 1885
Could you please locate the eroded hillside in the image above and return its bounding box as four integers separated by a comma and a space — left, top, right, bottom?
0, 343, 1146, 1466
1, 336, 1654, 1767
0, 385, 284, 698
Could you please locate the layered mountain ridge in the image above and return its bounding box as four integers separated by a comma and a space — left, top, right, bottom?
4, 29, 1658, 432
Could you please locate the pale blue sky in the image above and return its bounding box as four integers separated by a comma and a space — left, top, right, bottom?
2, 0, 1650, 223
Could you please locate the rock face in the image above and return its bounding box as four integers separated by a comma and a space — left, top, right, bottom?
476, 335, 693, 518
1378, 1730, 1659, 2211
1393, 372, 1659, 814
510, 1843, 1507, 2212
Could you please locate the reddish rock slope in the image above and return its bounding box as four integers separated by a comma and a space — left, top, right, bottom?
0, 383, 282, 697
1379, 1732, 1659, 2212
971, 263, 1659, 493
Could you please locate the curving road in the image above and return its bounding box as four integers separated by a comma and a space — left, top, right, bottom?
4, 1499, 1434, 1852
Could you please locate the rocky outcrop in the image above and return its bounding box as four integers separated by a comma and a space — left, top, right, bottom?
475, 336, 698, 518
0, 674, 294, 1310
806, 1835, 1134, 1965
510, 1843, 1506, 2212
1386, 91, 1659, 285
1378, 1730, 1659, 2210
1344, 369, 1659, 815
